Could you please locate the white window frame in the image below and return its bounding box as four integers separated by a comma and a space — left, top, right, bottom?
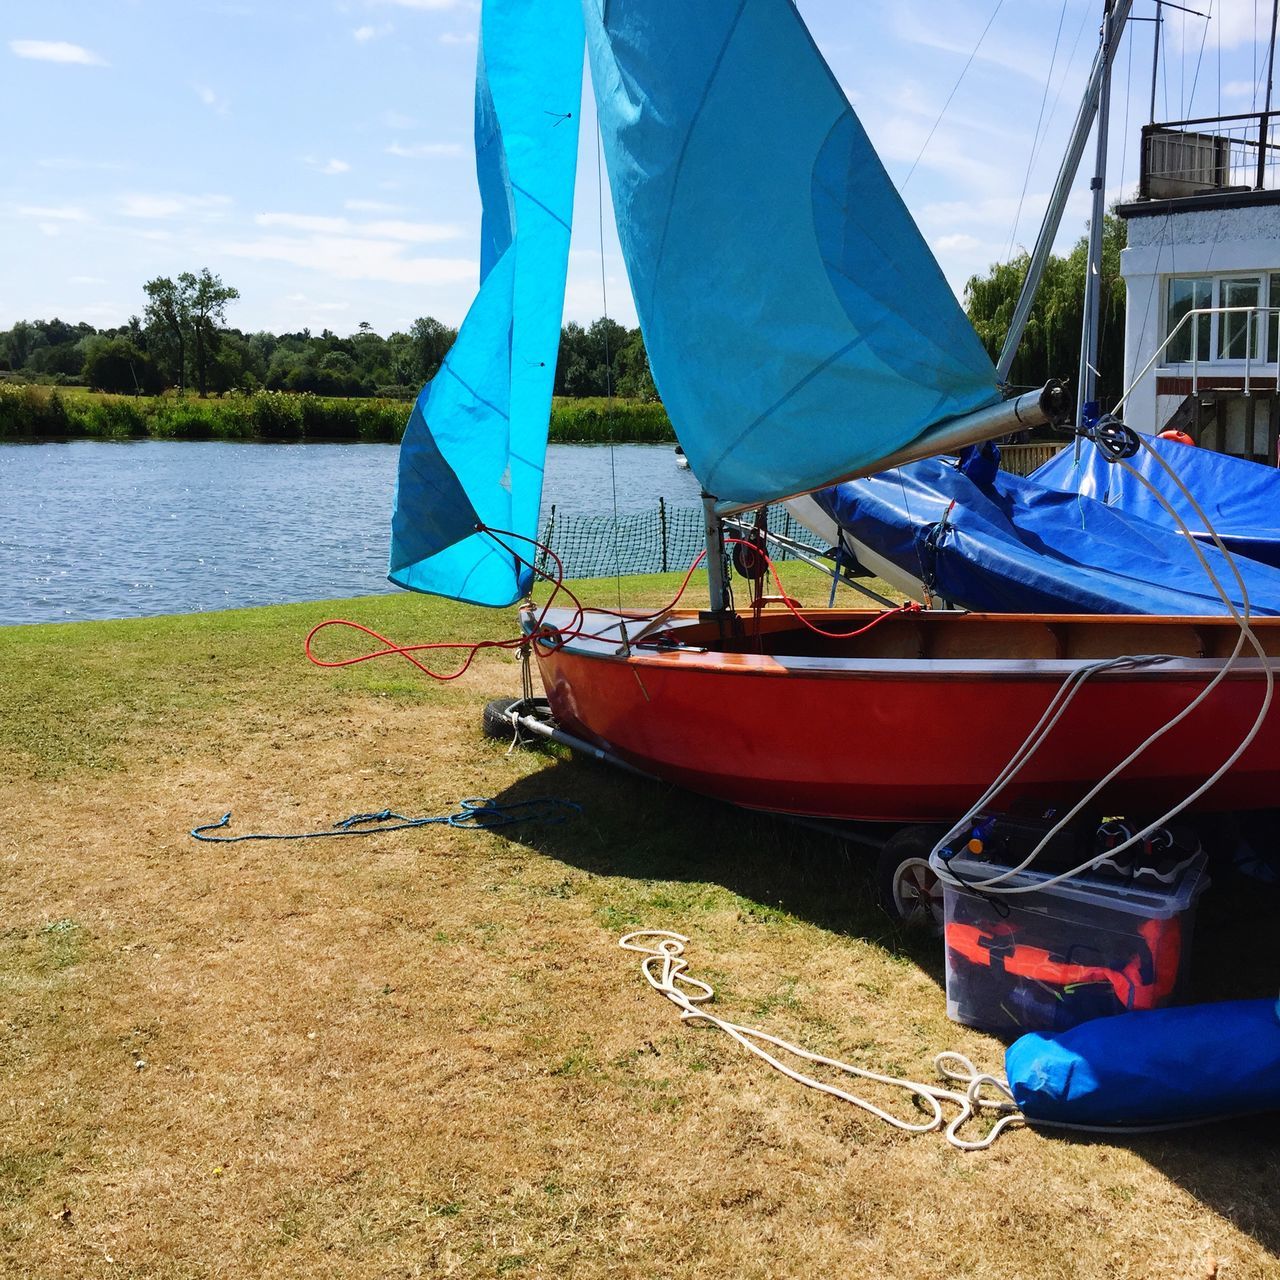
1162, 271, 1277, 367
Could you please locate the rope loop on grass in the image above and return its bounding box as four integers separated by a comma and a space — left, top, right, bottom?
619, 930, 1024, 1151
190, 796, 580, 843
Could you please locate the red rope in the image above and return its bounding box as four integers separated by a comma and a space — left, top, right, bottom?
305, 525, 916, 679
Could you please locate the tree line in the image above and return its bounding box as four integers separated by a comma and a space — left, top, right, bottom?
2, 221, 1116, 408
964, 213, 1125, 405
0, 270, 658, 403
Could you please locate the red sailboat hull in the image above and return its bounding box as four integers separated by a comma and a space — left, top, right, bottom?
527, 607, 1280, 822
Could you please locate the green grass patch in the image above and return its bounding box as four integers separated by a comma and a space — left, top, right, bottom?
0, 384, 671, 444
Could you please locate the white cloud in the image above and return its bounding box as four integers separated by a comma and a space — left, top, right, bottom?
303, 156, 351, 175
70, 275, 107, 285
933, 233, 981, 254
353, 23, 394, 42
888, 5, 1056, 84
9, 39, 107, 66
117, 192, 232, 219
345, 198, 405, 213
256, 212, 349, 233
220, 232, 477, 286
193, 83, 229, 115
38, 156, 125, 171
439, 31, 476, 45
16, 204, 92, 222
1222, 79, 1256, 100
385, 141, 463, 159
372, 0, 460, 9
255, 211, 460, 241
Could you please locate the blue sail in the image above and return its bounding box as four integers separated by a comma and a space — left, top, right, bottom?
582, 0, 1002, 508
388, 0, 583, 607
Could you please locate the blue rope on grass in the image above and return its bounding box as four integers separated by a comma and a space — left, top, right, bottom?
190, 797, 580, 843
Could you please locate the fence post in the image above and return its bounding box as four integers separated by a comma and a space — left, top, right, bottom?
538, 504, 556, 578
659, 496, 668, 572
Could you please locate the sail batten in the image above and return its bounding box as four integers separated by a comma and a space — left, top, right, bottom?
583, 0, 1004, 507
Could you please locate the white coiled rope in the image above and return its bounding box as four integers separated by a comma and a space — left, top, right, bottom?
619, 930, 1023, 1151
932, 433, 1275, 898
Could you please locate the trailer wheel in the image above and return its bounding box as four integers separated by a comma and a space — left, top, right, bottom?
482, 697, 523, 741
878, 825, 947, 931
482, 697, 554, 744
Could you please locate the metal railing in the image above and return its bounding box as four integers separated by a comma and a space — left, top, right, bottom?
1116, 305, 1280, 413
1140, 111, 1280, 198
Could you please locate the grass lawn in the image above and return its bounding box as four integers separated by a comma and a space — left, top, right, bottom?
2, 568, 1279, 1277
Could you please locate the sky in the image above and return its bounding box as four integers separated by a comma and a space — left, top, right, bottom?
0, 0, 1274, 337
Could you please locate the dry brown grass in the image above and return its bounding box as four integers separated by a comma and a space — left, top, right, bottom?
2, 574, 1279, 1278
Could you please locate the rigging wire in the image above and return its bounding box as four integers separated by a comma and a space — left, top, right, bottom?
595, 107, 624, 619
1006, 0, 1072, 263
901, 0, 1008, 189
1186, 0, 1215, 114
1118, 9, 1134, 201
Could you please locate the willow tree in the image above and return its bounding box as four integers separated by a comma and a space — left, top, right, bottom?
965, 214, 1126, 407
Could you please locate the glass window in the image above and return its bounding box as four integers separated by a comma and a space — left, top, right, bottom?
1165, 277, 1211, 361
1218, 276, 1262, 359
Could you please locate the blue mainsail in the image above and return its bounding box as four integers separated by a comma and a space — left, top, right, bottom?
1033, 435, 1280, 570
582, 0, 1003, 507
388, 0, 583, 607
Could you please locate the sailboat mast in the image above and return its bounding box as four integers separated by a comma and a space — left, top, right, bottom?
996, 0, 1132, 385
1077, 0, 1117, 426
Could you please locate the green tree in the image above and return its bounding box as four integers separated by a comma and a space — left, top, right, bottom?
965, 213, 1125, 406
82, 336, 156, 394
183, 269, 240, 396
2, 320, 39, 370
143, 276, 190, 392
408, 316, 457, 385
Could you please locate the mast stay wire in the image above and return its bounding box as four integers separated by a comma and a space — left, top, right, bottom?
594, 105, 625, 619
1005, 0, 1072, 264
901, 0, 1008, 190
1185, 0, 1215, 115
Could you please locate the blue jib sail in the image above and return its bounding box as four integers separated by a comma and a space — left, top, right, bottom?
388, 0, 583, 607
582, 0, 1002, 508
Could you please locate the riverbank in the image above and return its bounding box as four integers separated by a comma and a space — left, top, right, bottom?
3, 579, 1277, 1277
0, 384, 673, 444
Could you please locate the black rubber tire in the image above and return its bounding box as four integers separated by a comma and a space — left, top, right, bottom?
482, 697, 522, 741
877, 824, 948, 930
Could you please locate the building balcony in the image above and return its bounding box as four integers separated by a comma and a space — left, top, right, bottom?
1140, 111, 1280, 201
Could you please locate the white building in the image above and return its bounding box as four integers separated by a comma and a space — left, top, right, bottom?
1119, 117, 1280, 465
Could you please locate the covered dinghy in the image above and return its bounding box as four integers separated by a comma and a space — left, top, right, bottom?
1034, 437, 1280, 571
809, 451, 1280, 615
1007, 999, 1280, 1129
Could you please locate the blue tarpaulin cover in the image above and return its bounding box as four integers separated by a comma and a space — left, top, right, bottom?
583, 0, 1002, 507
388, 0, 583, 607
813, 452, 1280, 614
1006, 1000, 1280, 1128
1033, 437, 1280, 571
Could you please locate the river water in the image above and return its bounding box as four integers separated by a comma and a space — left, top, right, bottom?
0, 440, 702, 626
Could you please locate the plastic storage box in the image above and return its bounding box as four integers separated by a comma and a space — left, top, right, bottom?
933, 848, 1208, 1034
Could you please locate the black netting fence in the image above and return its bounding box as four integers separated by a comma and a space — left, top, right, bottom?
536, 499, 829, 580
